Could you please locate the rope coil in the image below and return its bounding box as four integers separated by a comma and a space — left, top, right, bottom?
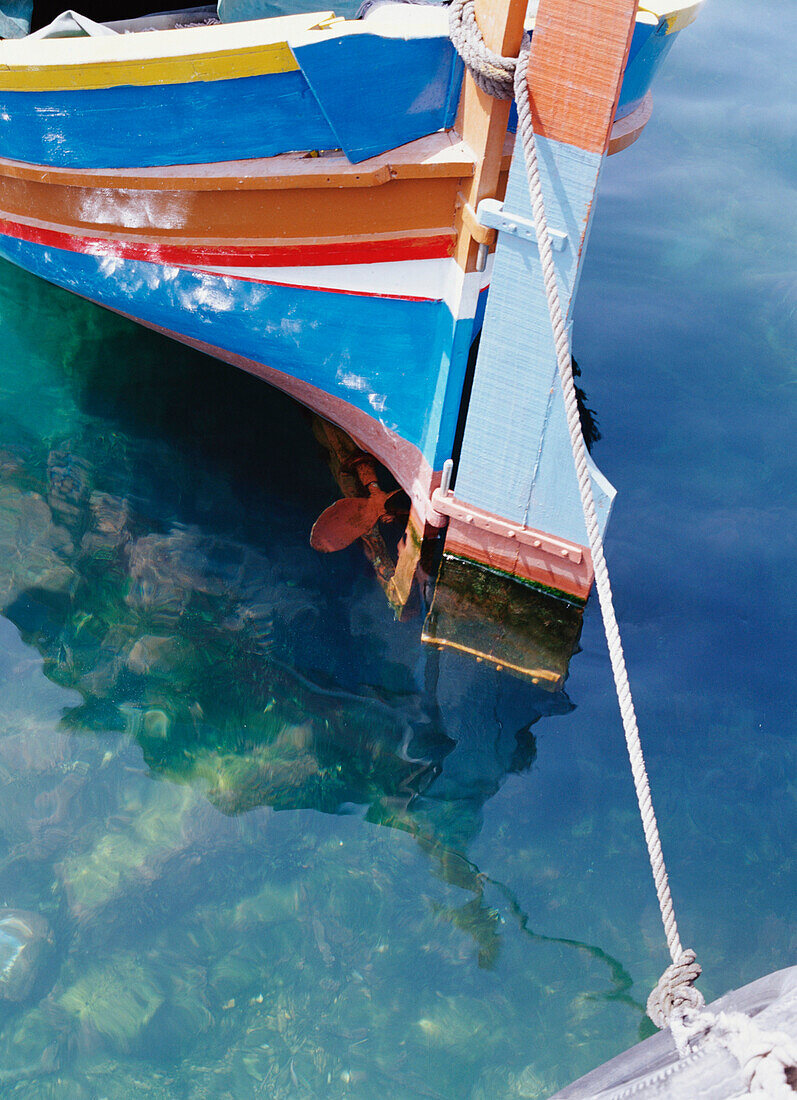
450, 5, 797, 1094
448, 0, 527, 100
646, 949, 705, 1031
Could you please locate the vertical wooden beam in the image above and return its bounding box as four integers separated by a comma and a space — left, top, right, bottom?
453, 0, 529, 272
523, 0, 638, 155
438, 0, 639, 599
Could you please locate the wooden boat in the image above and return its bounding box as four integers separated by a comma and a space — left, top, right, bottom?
0, 0, 702, 683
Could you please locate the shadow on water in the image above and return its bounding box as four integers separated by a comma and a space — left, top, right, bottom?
0, 261, 648, 1097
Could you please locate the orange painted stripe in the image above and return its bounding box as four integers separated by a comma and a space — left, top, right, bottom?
0, 172, 462, 246
526, 0, 638, 154
0, 217, 456, 268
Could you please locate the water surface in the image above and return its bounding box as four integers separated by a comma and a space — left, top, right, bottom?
0, 1, 794, 1095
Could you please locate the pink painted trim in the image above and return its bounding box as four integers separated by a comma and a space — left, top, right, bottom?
608, 92, 653, 156
441, 503, 593, 602
431, 488, 583, 564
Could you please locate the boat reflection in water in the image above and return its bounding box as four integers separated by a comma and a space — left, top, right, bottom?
0, 264, 648, 1095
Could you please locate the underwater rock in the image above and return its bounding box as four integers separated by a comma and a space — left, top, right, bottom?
0, 487, 77, 606
56, 781, 208, 920
0, 1003, 63, 1085
231, 881, 300, 930
79, 490, 130, 560
192, 724, 321, 816
0, 908, 54, 1001
59, 952, 164, 1052
126, 635, 185, 677
415, 993, 500, 1054
46, 448, 91, 526
144, 963, 214, 1060
125, 527, 219, 622
0, 724, 94, 865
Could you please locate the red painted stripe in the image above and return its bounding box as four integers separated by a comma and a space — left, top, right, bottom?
0, 218, 456, 268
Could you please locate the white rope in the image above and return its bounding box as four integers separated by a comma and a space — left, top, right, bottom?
510, 37, 688, 974
448, 0, 528, 100
450, 6, 797, 1093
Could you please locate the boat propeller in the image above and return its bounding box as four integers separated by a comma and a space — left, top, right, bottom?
310, 459, 408, 552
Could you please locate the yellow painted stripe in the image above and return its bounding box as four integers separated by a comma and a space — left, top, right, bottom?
638, 0, 705, 35
0, 41, 298, 92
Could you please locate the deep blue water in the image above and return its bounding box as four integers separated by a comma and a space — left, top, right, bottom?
0, 1, 794, 1096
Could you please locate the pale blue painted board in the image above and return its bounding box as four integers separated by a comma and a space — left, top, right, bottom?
454, 133, 615, 546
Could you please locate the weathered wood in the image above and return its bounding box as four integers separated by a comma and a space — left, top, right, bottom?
422, 555, 583, 687
522, 0, 638, 154
452, 0, 528, 272
445, 0, 638, 599
385, 512, 426, 618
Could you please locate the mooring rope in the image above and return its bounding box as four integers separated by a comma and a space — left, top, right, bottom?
449, 1, 797, 1092
448, 0, 527, 99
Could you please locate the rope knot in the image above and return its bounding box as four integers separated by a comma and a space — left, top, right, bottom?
647, 949, 705, 1031
712, 1011, 797, 1097
448, 0, 529, 101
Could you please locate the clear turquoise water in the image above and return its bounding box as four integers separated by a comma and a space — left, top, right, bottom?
0, 2, 794, 1096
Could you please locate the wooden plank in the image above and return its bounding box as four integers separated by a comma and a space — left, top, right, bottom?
0, 134, 480, 192
444, 0, 638, 597
0, 173, 466, 247
525, 0, 638, 154
452, 0, 528, 271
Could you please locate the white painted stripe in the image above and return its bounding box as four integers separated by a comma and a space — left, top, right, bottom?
193, 255, 493, 318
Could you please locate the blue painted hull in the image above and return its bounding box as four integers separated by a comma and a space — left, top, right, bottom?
0, 12, 681, 169
0, 234, 475, 473
0, 71, 338, 169
0, 30, 462, 168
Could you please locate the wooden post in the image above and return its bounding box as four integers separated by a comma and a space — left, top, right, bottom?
426, 0, 639, 673
453, 0, 529, 272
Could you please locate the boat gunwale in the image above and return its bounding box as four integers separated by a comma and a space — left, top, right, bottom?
0, 10, 330, 69
0, 134, 495, 192
0, 5, 452, 90
0, 0, 703, 92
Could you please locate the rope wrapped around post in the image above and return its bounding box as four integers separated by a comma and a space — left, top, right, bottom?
449, 2, 797, 1094
448, 0, 528, 100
